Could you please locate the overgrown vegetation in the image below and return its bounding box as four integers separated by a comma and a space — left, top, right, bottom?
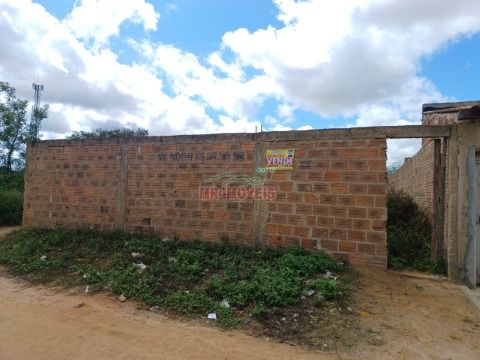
0, 169, 24, 225
387, 190, 447, 274
0, 228, 352, 344
67, 128, 148, 140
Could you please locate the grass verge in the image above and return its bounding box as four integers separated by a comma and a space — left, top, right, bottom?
0, 228, 354, 348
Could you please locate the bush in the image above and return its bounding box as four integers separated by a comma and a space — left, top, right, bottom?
387, 190, 447, 274
0, 169, 24, 191
0, 189, 23, 225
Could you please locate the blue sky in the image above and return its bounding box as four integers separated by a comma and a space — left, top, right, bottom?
1, 0, 479, 164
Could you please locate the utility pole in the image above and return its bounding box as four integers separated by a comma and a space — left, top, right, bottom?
31, 82, 44, 140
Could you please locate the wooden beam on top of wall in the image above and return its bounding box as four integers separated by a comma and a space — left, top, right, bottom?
28, 125, 452, 148
375, 125, 451, 139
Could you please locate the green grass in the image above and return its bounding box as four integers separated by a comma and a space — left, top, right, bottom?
387, 190, 447, 275
0, 228, 349, 328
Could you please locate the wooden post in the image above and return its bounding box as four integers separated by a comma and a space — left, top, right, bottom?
432, 139, 441, 260
438, 138, 447, 259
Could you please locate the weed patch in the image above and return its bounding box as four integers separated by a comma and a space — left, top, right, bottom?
0, 228, 353, 347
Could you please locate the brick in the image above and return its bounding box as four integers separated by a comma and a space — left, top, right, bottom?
358, 172, 378, 183
287, 215, 304, 225
330, 183, 348, 193
352, 219, 370, 230
267, 202, 277, 211
284, 236, 300, 247
287, 193, 302, 202
342, 148, 378, 159
375, 196, 386, 207
326, 149, 341, 158
277, 224, 293, 236
338, 195, 355, 206
348, 254, 367, 265
329, 229, 347, 241
372, 220, 386, 231
349, 184, 368, 194
304, 193, 319, 204
313, 205, 330, 216
265, 223, 277, 234
272, 213, 287, 223
320, 239, 339, 251
314, 160, 329, 169
312, 228, 329, 239
356, 195, 374, 207
368, 208, 386, 220
296, 204, 313, 215
348, 207, 367, 218
302, 238, 317, 250
368, 184, 387, 195
175, 200, 186, 208
293, 226, 310, 237
332, 140, 350, 147
269, 235, 283, 247
368, 159, 385, 171
271, 172, 287, 181
348, 160, 367, 171
320, 194, 337, 205
341, 172, 359, 182
330, 206, 347, 217
335, 217, 352, 229
358, 243, 375, 255
278, 182, 293, 192
317, 216, 334, 228
324, 171, 341, 181
348, 230, 366, 242
297, 183, 312, 192
309, 149, 325, 158
313, 183, 329, 193
330, 160, 348, 170
307, 172, 324, 181
278, 203, 294, 214
367, 231, 386, 243
339, 241, 356, 253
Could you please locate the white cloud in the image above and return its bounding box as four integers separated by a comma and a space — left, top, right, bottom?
143, 43, 280, 118
277, 103, 294, 122
221, 0, 480, 117
65, 0, 159, 46
297, 125, 313, 131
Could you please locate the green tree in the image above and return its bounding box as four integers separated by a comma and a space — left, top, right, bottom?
0, 82, 48, 172
67, 128, 148, 140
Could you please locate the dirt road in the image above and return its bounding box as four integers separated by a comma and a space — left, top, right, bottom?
0, 227, 479, 359
0, 269, 479, 360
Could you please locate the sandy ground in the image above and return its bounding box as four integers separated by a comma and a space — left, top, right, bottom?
1, 229, 480, 359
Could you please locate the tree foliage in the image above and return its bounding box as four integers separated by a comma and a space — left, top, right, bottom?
0, 82, 48, 172
67, 128, 148, 140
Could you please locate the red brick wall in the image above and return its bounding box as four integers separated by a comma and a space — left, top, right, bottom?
23, 143, 122, 229
24, 132, 388, 267
389, 141, 435, 214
